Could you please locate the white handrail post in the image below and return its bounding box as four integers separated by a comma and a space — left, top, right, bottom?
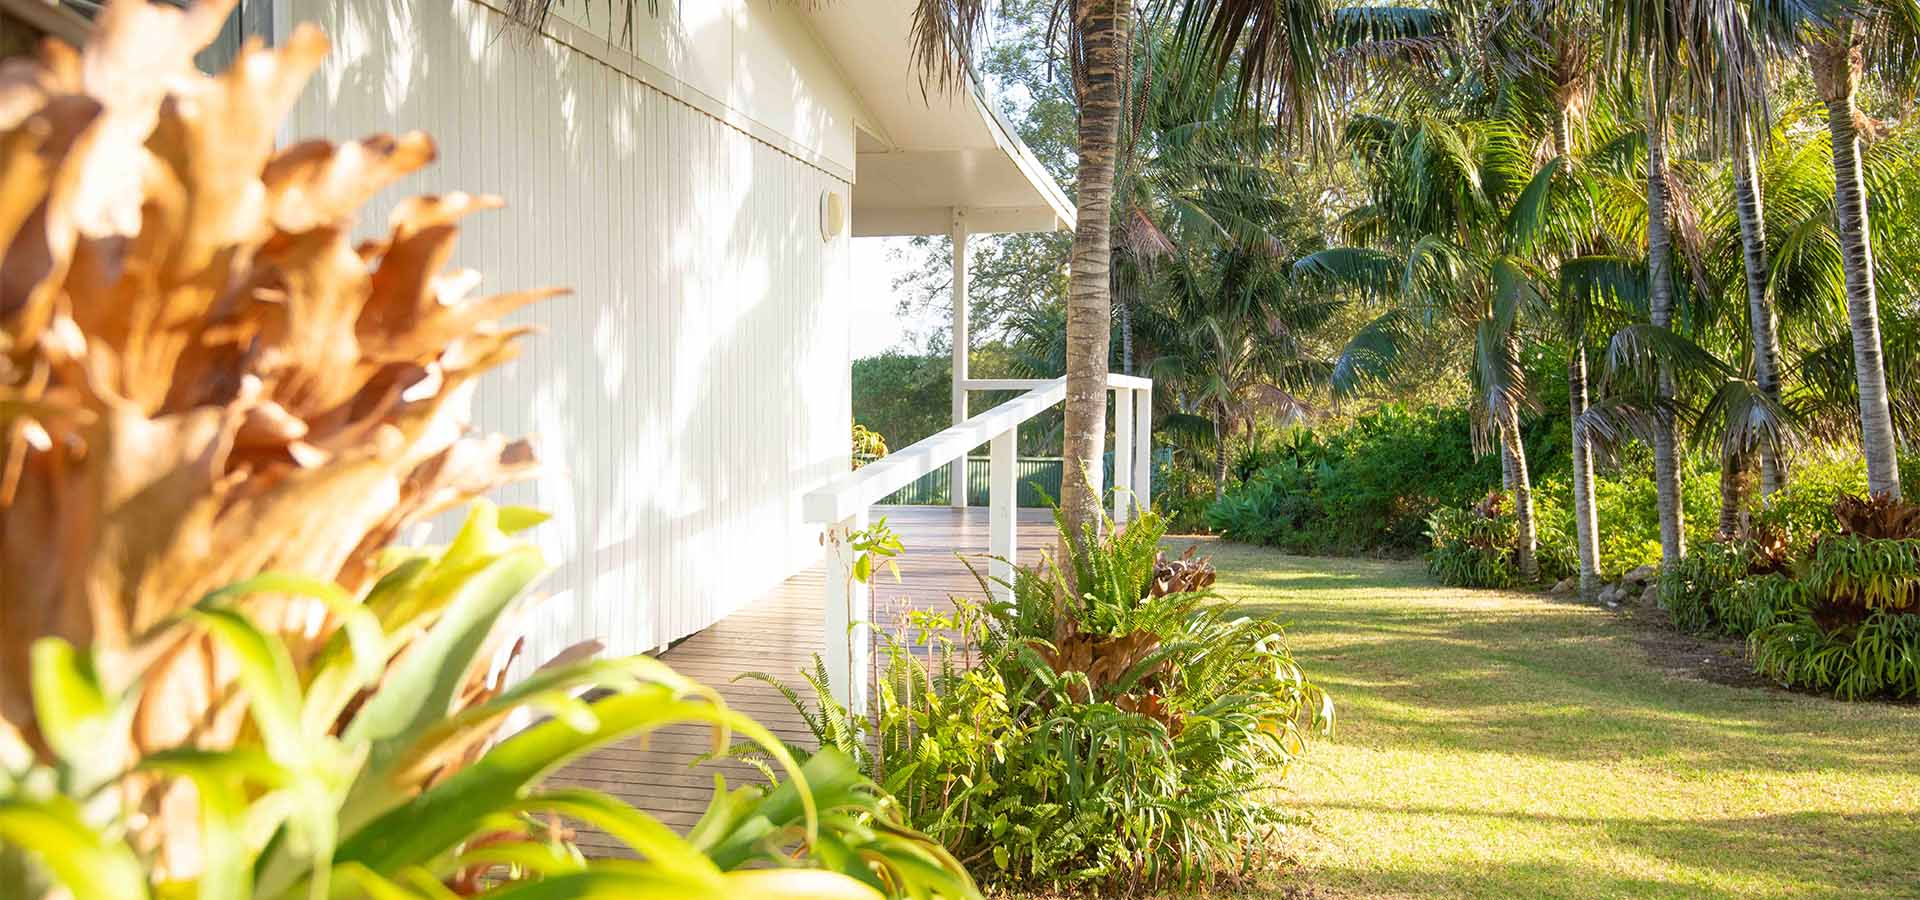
823, 510, 871, 714
949, 210, 969, 509
989, 426, 1017, 602
1133, 386, 1153, 516
1112, 387, 1134, 524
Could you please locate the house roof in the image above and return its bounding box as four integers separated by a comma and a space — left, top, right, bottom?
803, 2, 1075, 237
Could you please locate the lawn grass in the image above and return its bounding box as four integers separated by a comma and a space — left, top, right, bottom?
1178, 538, 1920, 899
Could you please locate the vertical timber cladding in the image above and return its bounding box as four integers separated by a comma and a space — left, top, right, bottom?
286, 0, 853, 673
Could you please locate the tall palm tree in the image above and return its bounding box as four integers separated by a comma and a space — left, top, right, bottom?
913, 0, 1340, 544
1606, 0, 1775, 560
1302, 114, 1561, 581
1715, 0, 1913, 497
1791, 3, 1915, 497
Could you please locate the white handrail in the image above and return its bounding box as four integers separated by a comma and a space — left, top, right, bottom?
958, 373, 1153, 392
811, 372, 1152, 712
804, 378, 1066, 524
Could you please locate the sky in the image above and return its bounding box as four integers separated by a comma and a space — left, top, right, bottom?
850, 236, 943, 359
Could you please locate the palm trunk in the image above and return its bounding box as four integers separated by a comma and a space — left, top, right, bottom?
1813, 36, 1903, 499
1212, 414, 1228, 501
1116, 258, 1135, 376
1718, 453, 1748, 539
1645, 91, 1687, 564
1569, 345, 1601, 599
1555, 105, 1600, 599
1735, 131, 1788, 495
1060, 0, 1127, 546
1503, 406, 1540, 582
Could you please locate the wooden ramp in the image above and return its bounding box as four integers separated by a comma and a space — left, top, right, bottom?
546, 505, 1057, 855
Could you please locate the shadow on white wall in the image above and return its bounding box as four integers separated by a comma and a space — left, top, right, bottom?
287, 0, 855, 676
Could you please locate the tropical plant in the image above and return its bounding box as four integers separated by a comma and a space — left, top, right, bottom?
903, 0, 1351, 547
0, 503, 977, 899
853, 424, 890, 468
0, 0, 564, 841
1141, 246, 1335, 498
753, 509, 1331, 891
1208, 405, 1512, 555
1300, 110, 1617, 582
1749, 0, 1919, 498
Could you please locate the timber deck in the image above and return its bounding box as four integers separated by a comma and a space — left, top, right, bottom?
546, 505, 1057, 856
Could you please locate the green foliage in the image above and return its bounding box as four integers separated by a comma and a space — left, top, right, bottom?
1714, 575, 1802, 638
1210, 406, 1505, 555
1, 503, 974, 900
1661, 499, 1920, 699
852, 353, 953, 452
760, 511, 1331, 892
1657, 540, 1754, 634
1424, 500, 1523, 588
1751, 610, 1920, 700
1153, 454, 1216, 533
1752, 454, 1876, 540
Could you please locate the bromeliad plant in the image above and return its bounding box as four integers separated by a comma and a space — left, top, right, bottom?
1658, 491, 1920, 699
755, 510, 1332, 891
0, 4, 978, 895
0, 502, 977, 899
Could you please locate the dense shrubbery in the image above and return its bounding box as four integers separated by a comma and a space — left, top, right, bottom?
764, 511, 1331, 891
1425, 494, 1535, 588
1209, 406, 1508, 555
1660, 494, 1920, 700
1155, 455, 1217, 533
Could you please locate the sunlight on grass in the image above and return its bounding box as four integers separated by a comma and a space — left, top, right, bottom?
1169, 538, 1920, 899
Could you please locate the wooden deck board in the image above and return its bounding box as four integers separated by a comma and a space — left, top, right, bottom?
545, 506, 1057, 839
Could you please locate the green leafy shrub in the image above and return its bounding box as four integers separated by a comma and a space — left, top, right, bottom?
760, 511, 1331, 891
1738, 498, 1920, 699
1155, 454, 1218, 534
1751, 451, 1920, 541
1714, 574, 1801, 637
1210, 406, 1503, 555
1751, 609, 1920, 700
1424, 497, 1522, 588
0, 504, 976, 899
1658, 540, 1753, 633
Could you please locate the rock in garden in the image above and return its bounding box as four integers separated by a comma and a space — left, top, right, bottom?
1624, 565, 1658, 586
1550, 578, 1575, 596
1639, 583, 1660, 607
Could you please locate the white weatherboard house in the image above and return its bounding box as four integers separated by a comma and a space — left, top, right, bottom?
255, 0, 1151, 704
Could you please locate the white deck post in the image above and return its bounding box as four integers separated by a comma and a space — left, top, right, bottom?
949, 210, 969, 508
823, 509, 871, 713
989, 426, 1017, 601
1134, 386, 1153, 515
1112, 388, 1134, 523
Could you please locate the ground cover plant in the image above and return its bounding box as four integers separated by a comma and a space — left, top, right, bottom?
760, 511, 1331, 893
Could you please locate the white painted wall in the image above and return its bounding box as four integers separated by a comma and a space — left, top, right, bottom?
285, 0, 855, 670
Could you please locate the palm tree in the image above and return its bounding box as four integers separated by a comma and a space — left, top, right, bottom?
912, 1, 1342, 544
1302, 114, 1562, 581
1141, 246, 1336, 497
1788, 3, 1914, 498
1602, 0, 1779, 560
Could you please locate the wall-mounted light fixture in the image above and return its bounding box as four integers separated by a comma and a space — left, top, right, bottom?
820, 189, 846, 242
